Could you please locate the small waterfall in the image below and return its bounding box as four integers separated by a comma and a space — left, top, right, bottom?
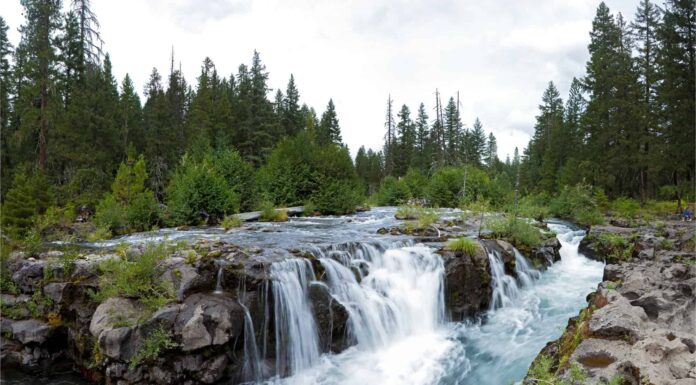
271, 259, 320, 376
514, 248, 541, 287
214, 264, 224, 294
239, 302, 263, 382
487, 249, 521, 310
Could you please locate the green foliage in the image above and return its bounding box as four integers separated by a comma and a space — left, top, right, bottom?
446, 237, 480, 257
204, 149, 258, 212
402, 169, 428, 199
92, 243, 175, 314
221, 215, 243, 230
658, 238, 673, 250
22, 228, 43, 257
428, 166, 490, 208
129, 327, 177, 369
548, 184, 604, 226
2, 173, 53, 237
611, 197, 640, 220
87, 226, 112, 242
515, 194, 551, 221
312, 179, 361, 215
167, 154, 239, 225
596, 233, 634, 262
376, 177, 411, 206
258, 202, 288, 222
485, 216, 541, 248
94, 155, 159, 234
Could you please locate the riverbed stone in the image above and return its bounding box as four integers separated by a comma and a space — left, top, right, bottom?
175, 293, 244, 352
10, 319, 52, 345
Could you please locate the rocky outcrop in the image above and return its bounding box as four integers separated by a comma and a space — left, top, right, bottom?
526, 221, 696, 385
440, 242, 492, 321
308, 282, 349, 353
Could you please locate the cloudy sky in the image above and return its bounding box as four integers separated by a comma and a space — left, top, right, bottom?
1, 0, 638, 160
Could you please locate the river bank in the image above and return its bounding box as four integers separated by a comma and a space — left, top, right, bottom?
525, 219, 696, 384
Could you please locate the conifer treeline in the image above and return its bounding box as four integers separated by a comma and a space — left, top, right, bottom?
0, 0, 343, 205
520, 0, 694, 201
356, 92, 500, 195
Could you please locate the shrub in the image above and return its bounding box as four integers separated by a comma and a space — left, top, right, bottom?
22, 228, 43, 257
221, 215, 243, 230
129, 327, 177, 369
485, 216, 541, 248
92, 243, 175, 315
87, 226, 112, 242
402, 169, 428, 199
258, 202, 288, 222
311, 179, 361, 215
94, 155, 159, 234
514, 193, 550, 221
376, 176, 410, 206
611, 197, 640, 220
2, 173, 53, 237
548, 184, 604, 226
167, 154, 239, 225
205, 149, 258, 212
596, 233, 634, 262
446, 237, 481, 257
417, 209, 439, 228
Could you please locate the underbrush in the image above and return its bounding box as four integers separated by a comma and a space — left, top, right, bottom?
484, 216, 542, 249
259, 202, 289, 222
221, 215, 243, 230
129, 327, 178, 369
446, 237, 481, 257
396, 206, 440, 228
91, 243, 175, 316
595, 233, 635, 263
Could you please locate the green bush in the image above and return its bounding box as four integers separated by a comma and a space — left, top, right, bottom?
376, 176, 411, 206
548, 184, 604, 226
92, 243, 175, 314
129, 327, 177, 369
205, 149, 258, 212
2, 173, 54, 237
312, 179, 361, 215
428, 166, 490, 208
596, 233, 634, 262
446, 237, 481, 257
258, 132, 361, 214
221, 215, 243, 230
402, 169, 428, 199
485, 216, 541, 248
258, 201, 288, 222
514, 193, 550, 220
611, 197, 640, 220
94, 155, 159, 234
167, 154, 239, 225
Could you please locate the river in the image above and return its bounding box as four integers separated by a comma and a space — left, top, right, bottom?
3, 209, 603, 385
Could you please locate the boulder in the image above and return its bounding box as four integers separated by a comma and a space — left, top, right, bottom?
11, 260, 44, 293
441, 244, 491, 321
10, 319, 52, 345
308, 282, 349, 353
89, 297, 141, 337
175, 293, 244, 352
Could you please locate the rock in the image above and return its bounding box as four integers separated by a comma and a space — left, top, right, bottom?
10, 319, 52, 345
529, 237, 561, 269
11, 260, 44, 293
587, 292, 646, 340
308, 282, 349, 353
175, 293, 244, 352
99, 327, 137, 361
198, 354, 228, 384
90, 297, 141, 337
160, 259, 214, 301
43, 282, 73, 305
441, 244, 491, 321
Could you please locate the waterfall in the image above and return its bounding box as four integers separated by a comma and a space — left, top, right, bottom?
271, 258, 321, 376
214, 264, 224, 294
239, 302, 263, 382
318, 245, 444, 350
487, 249, 520, 310
514, 248, 541, 288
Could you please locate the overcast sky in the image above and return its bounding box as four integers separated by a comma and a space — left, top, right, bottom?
1, 0, 639, 160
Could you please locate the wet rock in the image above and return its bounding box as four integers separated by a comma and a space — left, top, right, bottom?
99, 327, 137, 361
308, 282, 349, 353
175, 293, 244, 352
198, 354, 228, 384
11, 260, 44, 293
440, 244, 491, 321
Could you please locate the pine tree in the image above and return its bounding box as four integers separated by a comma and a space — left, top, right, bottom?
15, 0, 63, 172
383, 94, 396, 176
0, 17, 13, 195
414, 102, 430, 173
485, 132, 498, 169
395, 104, 415, 176
655, 0, 695, 202
443, 97, 461, 164
71, 0, 103, 65
281, 74, 303, 136
118, 74, 142, 154
318, 99, 341, 145
467, 118, 486, 167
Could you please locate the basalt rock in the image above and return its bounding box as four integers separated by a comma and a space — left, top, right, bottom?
308, 282, 350, 353
440, 243, 491, 321
526, 220, 696, 385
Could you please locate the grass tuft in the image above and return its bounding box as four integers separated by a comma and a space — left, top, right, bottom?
446, 237, 481, 257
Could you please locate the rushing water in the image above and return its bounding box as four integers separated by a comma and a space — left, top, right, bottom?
6, 210, 603, 385
265, 219, 603, 385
